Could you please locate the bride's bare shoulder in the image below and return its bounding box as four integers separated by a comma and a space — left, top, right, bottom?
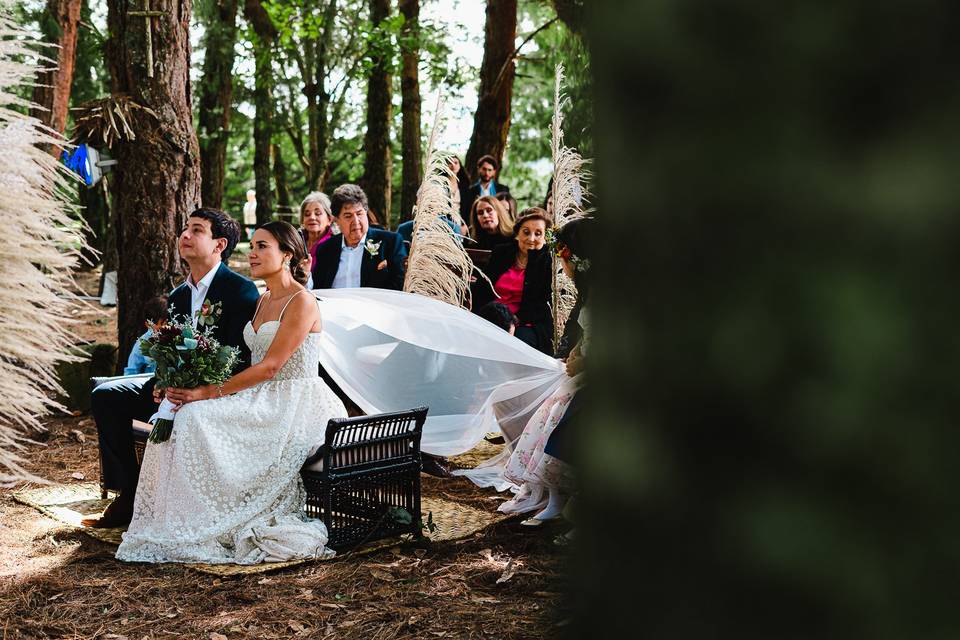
281, 290, 320, 322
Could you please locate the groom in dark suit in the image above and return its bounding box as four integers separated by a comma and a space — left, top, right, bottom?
83, 208, 260, 528
310, 184, 407, 291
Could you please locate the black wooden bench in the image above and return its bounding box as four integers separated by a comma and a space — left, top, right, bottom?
302, 407, 427, 551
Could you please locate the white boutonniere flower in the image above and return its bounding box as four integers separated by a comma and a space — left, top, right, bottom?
365, 239, 382, 257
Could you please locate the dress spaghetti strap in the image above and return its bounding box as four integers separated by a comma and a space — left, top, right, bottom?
277, 289, 308, 323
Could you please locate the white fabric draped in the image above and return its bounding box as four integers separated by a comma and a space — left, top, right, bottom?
312, 289, 568, 468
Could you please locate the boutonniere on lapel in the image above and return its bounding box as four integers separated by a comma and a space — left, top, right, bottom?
196, 300, 223, 327
364, 239, 382, 257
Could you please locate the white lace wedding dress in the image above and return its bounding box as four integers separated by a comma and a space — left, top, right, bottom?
116, 312, 347, 565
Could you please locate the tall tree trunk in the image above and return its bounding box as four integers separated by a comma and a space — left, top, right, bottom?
398, 0, 421, 223
362, 0, 393, 223
245, 0, 277, 224
73, 0, 109, 268
31, 0, 81, 152
197, 0, 239, 209
272, 142, 291, 216
313, 0, 338, 191
465, 0, 517, 181
106, 0, 201, 371
303, 40, 320, 189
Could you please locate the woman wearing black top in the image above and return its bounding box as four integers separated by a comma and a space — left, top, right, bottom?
448, 154, 473, 224
472, 208, 554, 355
468, 196, 514, 251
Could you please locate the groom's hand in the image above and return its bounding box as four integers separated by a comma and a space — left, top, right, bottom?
152, 386, 165, 404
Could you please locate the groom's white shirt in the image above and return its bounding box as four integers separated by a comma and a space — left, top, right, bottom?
185, 262, 220, 327
332, 234, 366, 289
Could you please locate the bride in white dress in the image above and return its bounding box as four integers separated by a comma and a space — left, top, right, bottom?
116, 222, 347, 565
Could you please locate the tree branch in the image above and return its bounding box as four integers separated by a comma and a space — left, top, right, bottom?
488, 17, 558, 98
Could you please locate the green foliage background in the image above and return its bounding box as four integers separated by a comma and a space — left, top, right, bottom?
12, 0, 589, 228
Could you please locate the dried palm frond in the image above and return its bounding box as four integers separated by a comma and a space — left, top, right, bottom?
71, 94, 159, 148
403, 95, 475, 308
550, 63, 592, 351
0, 4, 90, 484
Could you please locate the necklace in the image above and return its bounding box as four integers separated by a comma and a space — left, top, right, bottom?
515, 255, 527, 269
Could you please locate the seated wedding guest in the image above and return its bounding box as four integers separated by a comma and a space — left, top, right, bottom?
496, 191, 518, 225
299, 192, 333, 265
397, 160, 468, 242
310, 184, 407, 290
83, 209, 260, 528
367, 208, 386, 230
449, 154, 473, 225
396, 214, 460, 245
543, 176, 555, 219
472, 208, 553, 355
466, 154, 510, 210
476, 301, 518, 335
122, 295, 167, 375
299, 191, 334, 289
497, 217, 592, 527
468, 196, 514, 251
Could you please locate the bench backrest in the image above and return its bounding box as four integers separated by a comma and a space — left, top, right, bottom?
465, 248, 492, 268
323, 407, 427, 477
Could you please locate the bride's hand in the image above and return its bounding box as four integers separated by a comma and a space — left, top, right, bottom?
165, 386, 213, 406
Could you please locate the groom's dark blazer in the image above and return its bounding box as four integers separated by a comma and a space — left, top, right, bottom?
167, 262, 260, 370
92, 262, 259, 494
310, 227, 407, 291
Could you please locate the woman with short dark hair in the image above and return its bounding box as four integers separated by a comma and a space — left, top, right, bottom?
473, 208, 554, 355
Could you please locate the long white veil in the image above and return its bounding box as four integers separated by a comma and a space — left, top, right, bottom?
312, 289, 567, 487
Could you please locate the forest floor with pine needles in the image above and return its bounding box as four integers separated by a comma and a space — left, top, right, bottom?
0, 264, 569, 639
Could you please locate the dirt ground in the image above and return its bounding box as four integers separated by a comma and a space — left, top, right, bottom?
0, 264, 569, 639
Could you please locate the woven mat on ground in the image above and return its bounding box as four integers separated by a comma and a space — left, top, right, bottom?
450, 440, 503, 470
12, 481, 509, 576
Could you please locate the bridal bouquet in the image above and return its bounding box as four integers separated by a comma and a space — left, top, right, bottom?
140, 315, 239, 443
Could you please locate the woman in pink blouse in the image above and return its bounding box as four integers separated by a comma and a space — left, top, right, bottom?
473, 208, 554, 355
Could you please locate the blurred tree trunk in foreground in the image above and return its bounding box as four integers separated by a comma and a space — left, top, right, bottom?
576, 1, 960, 638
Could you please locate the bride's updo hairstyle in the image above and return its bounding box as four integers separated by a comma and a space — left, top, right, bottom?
258, 221, 310, 286
555, 217, 593, 298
